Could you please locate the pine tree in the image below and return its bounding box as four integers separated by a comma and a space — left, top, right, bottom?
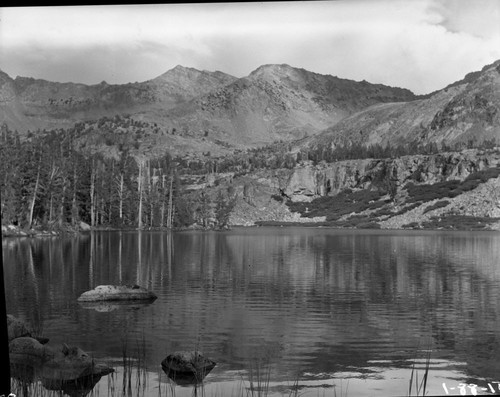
214, 189, 237, 230
198, 192, 212, 229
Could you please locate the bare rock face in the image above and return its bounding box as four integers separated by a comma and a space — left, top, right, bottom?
243, 182, 256, 205
284, 149, 500, 202
77, 284, 157, 302
284, 165, 318, 200
161, 351, 216, 385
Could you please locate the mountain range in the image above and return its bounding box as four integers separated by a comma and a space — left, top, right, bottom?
0, 60, 499, 154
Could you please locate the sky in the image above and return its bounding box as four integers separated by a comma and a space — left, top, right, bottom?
1, 1, 500, 95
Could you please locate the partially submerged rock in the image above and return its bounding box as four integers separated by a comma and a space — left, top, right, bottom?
9, 337, 114, 394
10, 336, 46, 365
77, 285, 157, 302
161, 351, 216, 385
9, 337, 47, 383
42, 343, 113, 381
7, 314, 49, 344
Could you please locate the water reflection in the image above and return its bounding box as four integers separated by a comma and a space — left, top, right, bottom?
4, 228, 500, 395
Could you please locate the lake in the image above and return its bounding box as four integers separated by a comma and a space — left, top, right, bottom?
4, 227, 500, 396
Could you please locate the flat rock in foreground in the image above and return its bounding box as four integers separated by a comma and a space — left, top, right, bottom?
77, 285, 157, 302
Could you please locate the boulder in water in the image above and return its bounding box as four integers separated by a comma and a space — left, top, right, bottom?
161, 351, 216, 385
77, 285, 157, 302
9, 337, 114, 394
9, 337, 47, 382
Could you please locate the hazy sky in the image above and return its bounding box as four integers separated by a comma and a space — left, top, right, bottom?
1, 0, 500, 94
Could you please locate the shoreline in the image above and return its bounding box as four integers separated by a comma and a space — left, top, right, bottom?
2, 221, 500, 238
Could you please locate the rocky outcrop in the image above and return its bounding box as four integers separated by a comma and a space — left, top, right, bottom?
284, 159, 374, 200
284, 149, 500, 202
77, 285, 157, 302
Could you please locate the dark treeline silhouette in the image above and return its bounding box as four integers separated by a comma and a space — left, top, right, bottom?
297, 138, 497, 164
0, 123, 195, 230
185, 137, 498, 175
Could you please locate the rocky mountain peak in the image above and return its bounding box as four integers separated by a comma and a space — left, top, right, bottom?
153, 65, 204, 81
150, 65, 236, 93
249, 63, 302, 82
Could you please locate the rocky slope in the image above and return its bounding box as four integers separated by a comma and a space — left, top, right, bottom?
0, 66, 236, 134
302, 60, 500, 151
167, 64, 416, 146
2, 59, 499, 154
0, 64, 416, 150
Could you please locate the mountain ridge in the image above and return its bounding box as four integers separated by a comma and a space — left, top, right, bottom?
301, 60, 500, 152
0, 63, 417, 149
1, 60, 499, 155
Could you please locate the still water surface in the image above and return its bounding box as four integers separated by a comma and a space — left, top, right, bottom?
4, 227, 500, 396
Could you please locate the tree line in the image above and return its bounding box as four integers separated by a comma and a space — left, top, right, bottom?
0, 124, 236, 231
300, 138, 498, 164
190, 137, 498, 175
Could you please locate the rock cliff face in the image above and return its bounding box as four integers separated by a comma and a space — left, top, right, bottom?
284, 149, 500, 201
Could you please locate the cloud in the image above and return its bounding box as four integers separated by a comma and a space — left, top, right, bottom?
428, 0, 500, 38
